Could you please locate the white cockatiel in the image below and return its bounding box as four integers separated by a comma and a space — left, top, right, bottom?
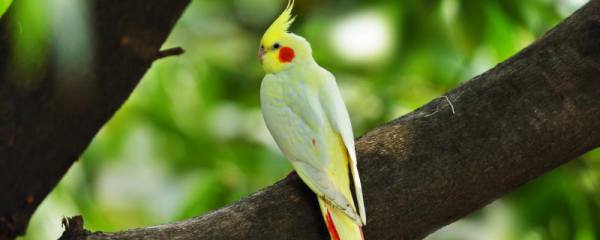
258, 1, 366, 239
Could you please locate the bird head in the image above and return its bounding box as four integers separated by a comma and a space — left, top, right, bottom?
259, 0, 312, 74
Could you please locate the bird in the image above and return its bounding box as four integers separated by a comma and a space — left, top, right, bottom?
258, 1, 366, 239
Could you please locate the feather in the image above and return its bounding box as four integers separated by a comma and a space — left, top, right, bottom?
320, 70, 367, 225
319, 197, 364, 240
263, 0, 296, 41
325, 210, 341, 240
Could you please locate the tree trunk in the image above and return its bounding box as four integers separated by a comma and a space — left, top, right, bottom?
0, 1, 190, 239
62, 1, 600, 239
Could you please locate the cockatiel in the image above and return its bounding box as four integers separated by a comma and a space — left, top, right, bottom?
258, 1, 366, 239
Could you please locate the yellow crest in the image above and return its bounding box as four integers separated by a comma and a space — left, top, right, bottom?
263, 0, 295, 41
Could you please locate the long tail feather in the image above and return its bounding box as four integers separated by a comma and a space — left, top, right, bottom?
318, 197, 364, 240
325, 210, 341, 240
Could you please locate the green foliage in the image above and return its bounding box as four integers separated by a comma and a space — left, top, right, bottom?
17, 0, 598, 239
0, 0, 11, 19
7, 0, 50, 89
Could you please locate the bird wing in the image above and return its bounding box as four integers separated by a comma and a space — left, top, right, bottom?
261, 73, 363, 225
318, 69, 366, 225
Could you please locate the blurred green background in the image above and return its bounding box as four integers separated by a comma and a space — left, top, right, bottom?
9, 0, 599, 239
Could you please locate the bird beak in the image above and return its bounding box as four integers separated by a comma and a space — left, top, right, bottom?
258, 46, 265, 64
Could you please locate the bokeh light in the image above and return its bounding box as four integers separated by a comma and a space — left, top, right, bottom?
330, 10, 394, 63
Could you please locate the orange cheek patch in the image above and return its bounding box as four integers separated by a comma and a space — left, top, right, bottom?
278, 47, 295, 63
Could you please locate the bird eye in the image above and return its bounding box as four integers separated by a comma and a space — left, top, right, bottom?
273, 43, 280, 49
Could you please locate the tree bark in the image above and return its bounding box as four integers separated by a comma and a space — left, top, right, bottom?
0, 1, 190, 239
60, 1, 600, 239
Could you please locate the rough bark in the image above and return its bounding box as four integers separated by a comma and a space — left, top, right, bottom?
61, 1, 600, 239
0, 1, 190, 239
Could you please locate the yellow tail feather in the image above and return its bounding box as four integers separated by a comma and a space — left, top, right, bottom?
318, 197, 364, 240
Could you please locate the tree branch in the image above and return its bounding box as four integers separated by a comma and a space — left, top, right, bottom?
156, 47, 185, 60
0, 1, 190, 239
63, 1, 600, 239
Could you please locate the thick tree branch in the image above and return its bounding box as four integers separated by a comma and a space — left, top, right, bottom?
0, 1, 190, 239
63, 1, 600, 239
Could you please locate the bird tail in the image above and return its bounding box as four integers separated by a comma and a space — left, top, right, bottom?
318, 197, 364, 240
